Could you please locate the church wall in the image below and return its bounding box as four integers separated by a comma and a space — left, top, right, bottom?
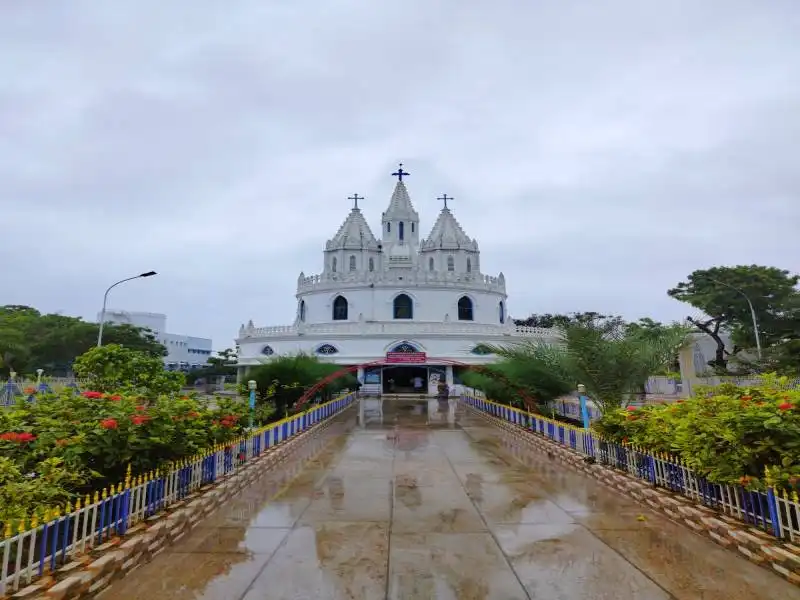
238, 332, 511, 367
298, 286, 507, 326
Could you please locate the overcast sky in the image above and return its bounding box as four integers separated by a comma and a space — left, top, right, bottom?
2, 1, 799, 350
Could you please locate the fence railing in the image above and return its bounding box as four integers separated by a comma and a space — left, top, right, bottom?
1, 377, 84, 407
0, 392, 356, 596
460, 394, 800, 545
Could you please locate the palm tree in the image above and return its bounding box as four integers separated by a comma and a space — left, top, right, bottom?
557, 319, 690, 411
472, 341, 575, 410
482, 319, 690, 413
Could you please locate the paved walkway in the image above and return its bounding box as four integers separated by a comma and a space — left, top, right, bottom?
104, 399, 800, 600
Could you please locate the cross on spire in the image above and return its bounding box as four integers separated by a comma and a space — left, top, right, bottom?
348, 193, 363, 209
391, 163, 410, 182
438, 193, 453, 209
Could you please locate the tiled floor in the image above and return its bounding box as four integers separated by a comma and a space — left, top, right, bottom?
104, 399, 800, 599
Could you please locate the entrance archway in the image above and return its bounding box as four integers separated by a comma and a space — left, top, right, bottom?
293, 358, 536, 412
382, 365, 428, 393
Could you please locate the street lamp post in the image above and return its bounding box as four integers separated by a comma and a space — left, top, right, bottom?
97, 271, 158, 347
699, 276, 762, 359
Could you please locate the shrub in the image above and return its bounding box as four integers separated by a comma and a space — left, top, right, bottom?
0, 388, 249, 525
73, 344, 184, 397
242, 354, 357, 420
592, 374, 800, 489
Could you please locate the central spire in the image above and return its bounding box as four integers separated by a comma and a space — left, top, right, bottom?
383, 162, 419, 220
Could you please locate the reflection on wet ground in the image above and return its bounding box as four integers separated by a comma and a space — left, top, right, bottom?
105, 399, 800, 600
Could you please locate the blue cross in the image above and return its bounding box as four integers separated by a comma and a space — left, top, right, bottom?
392, 163, 410, 182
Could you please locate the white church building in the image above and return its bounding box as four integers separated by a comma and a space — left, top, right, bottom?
235, 165, 557, 395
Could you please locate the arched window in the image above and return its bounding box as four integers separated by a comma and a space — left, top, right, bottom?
466, 258, 472, 273
393, 294, 413, 319
368, 257, 375, 272
458, 296, 474, 321
332, 296, 348, 321
499, 301, 505, 324
429, 257, 434, 271
349, 255, 356, 271
316, 344, 339, 355
299, 300, 306, 322
392, 342, 418, 353
447, 256, 455, 271
411, 223, 415, 233
387, 222, 391, 233
331, 257, 337, 272
399, 221, 404, 241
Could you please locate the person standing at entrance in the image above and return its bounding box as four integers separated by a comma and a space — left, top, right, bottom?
413, 375, 423, 392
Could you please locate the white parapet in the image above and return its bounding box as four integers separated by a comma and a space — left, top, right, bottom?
238, 320, 556, 340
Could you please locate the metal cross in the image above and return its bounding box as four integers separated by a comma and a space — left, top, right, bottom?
438, 193, 453, 209
392, 163, 410, 182
348, 193, 364, 209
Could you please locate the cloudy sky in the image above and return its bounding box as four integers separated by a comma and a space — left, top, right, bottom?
2, 1, 799, 350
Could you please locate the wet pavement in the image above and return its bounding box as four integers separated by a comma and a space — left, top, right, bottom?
103, 399, 800, 600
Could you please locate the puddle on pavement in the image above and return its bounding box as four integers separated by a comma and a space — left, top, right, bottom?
101, 401, 800, 600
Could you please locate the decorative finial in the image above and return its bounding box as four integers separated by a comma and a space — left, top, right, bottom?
438, 193, 453, 209
391, 163, 409, 182
348, 193, 363, 209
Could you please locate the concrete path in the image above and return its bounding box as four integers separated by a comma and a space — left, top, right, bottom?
104, 399, 800, 600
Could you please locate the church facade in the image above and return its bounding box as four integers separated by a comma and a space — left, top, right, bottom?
235, 166, 556, 395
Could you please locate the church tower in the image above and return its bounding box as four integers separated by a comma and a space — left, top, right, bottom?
380, 164, 420, 269
420, 194, 480, 276
323, 194, 380, 276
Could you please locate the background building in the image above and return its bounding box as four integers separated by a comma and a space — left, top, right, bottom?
235, 167, 558, 394
98, 310, 213, 371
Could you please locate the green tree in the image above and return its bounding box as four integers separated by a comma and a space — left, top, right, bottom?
668, 266, 799, 371
513, 312, 625, 329
0, 305, 166, 376
72, 344, 184, 396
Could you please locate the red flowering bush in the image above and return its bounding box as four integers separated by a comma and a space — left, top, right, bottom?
592, 374, 800, 489
0, 432, 36, 443
0, 388, 250, 525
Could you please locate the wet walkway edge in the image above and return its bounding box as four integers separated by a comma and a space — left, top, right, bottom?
12, 407, 357, 600
466, 404, 800, 587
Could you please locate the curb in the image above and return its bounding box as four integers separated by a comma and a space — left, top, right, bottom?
466, 405, 800, 587
9, 407, 355, 600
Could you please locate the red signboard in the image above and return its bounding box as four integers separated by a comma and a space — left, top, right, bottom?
386, 352, 427, 364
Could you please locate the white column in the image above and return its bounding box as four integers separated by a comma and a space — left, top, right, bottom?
677, 344, 697, 398
445, 365, 454, 387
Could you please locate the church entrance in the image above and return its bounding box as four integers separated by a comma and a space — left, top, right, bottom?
382, 366, 428, 394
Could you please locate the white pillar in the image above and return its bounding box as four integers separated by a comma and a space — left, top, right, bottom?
677, 344, 697, 397
445, 365, 454, 387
